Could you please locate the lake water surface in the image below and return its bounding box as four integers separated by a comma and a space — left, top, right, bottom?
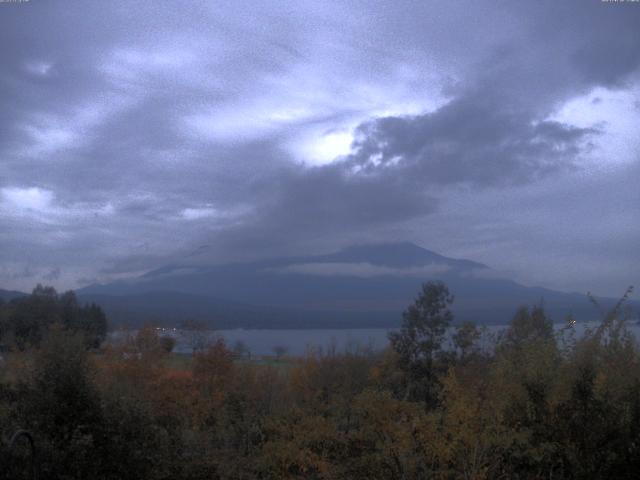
110, 321, 640, 357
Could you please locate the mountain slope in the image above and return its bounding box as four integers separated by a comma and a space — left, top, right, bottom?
0, 289, 27, 302
78, 243, 637, 328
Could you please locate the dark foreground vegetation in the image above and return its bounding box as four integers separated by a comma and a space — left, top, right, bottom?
0, 283, 639, 479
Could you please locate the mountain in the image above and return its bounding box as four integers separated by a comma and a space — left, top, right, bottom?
78, 242, 637, 328
0, 289, 27, 302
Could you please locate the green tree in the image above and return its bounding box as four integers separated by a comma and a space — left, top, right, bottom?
16, 329, 103, 478
499, 305, 553, 353
59, 291, 108, 348
1, 285, 60, 349
388, 281, 454, 405
0, 286, 107, 351
452, 321, 482, 362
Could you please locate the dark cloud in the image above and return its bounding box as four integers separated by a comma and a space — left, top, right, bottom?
43, 267, 61, 281
10, 266, 37, 280
568, 6, 640, 87
207, 161, 439, 254
0, 0, 638, 295
346, 97, 597, 186
100, 254, 174, 276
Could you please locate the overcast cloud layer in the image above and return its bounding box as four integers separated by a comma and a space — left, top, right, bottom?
1, 0, 639, 296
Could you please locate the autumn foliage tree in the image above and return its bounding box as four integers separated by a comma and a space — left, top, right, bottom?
0, 282, 639, 479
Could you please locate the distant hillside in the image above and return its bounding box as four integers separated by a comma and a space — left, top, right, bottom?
78, 242, 637, 329
77, 291, 397, 329
0, 289, 27, 302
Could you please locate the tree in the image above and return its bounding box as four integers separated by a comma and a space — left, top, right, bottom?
17, 329, 103, 478
233, 339, 250, 359
388, 281, 454, 405
60, 291, 108, 349
193, 338, 235, 400
76, 303, 108, 349
0, 286, 108, 350
2, 285, 60, 350
180, 319, 209, 353
452, 321, 482, 362
159, 335, 176, 353
498, 305, 553, 354
134, 325, 161, 353
273, 345, 288, 360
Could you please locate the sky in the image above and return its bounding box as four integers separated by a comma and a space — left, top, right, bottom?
0, 0, 639, 297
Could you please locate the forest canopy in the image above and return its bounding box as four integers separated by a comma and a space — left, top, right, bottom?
0, 285, 108, 350
0, 282, 638, 479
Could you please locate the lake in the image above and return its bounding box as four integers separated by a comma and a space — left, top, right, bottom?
109, 320, 640, 356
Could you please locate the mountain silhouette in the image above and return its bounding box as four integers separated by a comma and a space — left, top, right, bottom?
77, 242, 635, 328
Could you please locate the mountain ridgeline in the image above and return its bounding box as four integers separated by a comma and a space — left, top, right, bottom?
75, 243, 637, 329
